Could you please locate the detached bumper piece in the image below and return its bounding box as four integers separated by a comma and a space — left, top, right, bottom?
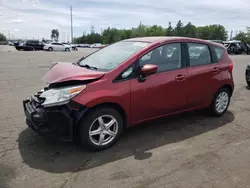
23, 94, 74, 141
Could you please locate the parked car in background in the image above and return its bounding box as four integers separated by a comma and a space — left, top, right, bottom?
8, 41, 14, 46
43, 42, 72, 51
90, 43, 105, 49
62, 42, 78, 51
15, 40, 44, 51
0, 41, 8, 45
23, 37, 234, 150
224, 40, 250, 55
77, 44, 91, 48
246, 63, 250, 87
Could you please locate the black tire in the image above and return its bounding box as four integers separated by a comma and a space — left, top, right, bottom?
48, 47, 53, 51
79, 106, 124, 150
247, 81, 250, 87
65, 48, 70, 52
209, 87, 231, 117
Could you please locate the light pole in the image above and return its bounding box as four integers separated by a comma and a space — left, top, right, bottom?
70, 6, 73, 43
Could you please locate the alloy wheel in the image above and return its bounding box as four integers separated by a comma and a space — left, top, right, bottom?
89, 115, 118, 146
215, 91, 229, 113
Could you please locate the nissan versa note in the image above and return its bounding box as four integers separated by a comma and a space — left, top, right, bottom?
23, 37, 234, 150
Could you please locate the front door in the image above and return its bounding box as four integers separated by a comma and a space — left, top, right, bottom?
130, 42, 189, 124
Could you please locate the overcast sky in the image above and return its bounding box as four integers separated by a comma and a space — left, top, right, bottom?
1, 0, 250, 41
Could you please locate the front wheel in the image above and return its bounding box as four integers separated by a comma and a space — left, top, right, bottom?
65, 48, 70, 52
79, 107, 124, 150
210, 88, 231, 116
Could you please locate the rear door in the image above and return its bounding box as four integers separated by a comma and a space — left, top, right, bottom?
185, 42, 222, 108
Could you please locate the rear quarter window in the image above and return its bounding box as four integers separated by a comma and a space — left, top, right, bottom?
213, 46, 225, 61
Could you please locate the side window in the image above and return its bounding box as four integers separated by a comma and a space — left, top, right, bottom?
188, 43, 211, 66
213, 46, 224, 61
121, 67, 133, 79
115, 67, 134, 82
139, 43, 182, 72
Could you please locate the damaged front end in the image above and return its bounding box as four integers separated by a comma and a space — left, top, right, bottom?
23, 82, 89, 141
23, 62, 105, 141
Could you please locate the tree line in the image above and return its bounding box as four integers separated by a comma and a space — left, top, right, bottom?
73, 20, 228, 44
234, 27, 250, 43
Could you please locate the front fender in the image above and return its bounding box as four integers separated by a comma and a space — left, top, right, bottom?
72, 87, 131, 124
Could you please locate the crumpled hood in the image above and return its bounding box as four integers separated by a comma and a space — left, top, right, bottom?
42, 62, 105, 84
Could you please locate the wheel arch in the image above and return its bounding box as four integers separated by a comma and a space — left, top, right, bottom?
74, 102, 128, 141
219, 84, 233, 97
209, 84, 233, 107
90, 102, 128, 128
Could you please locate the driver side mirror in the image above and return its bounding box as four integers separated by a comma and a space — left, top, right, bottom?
139, 64, 158, 82
141, 64, 158, 76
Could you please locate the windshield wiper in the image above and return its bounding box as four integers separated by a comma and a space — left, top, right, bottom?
79, 64, 98, 70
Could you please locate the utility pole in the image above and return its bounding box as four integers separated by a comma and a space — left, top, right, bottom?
70, 6, 73, 43
230, 30, 233, 40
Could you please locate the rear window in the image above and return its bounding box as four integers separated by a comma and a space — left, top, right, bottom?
187, 43, 212, 66
213, 46, 224, 61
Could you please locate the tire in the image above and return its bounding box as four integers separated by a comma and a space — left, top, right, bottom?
210, 87, 231, 117
48, 47, 53, 51
79, 107, 124, 150
65, 48, 70, 52
247, 81, 250, 87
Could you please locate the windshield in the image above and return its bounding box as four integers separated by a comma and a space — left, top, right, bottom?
78, 41, 149, 71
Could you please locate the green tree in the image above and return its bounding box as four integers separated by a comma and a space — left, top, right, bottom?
234, 32, 247, 42
174, 20, 185, 36
166, 22, 174, 36
183, 22, 196, 38
0, 33, 7, 41
234, 27, 250, 43
73, 22, 230, 45
145, 25, 165, 36
51, 29, 59, 42
101, 27, 122, 44
196, 25, 227, 40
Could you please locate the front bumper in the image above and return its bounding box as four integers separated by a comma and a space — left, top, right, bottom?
23, 93, 86, 141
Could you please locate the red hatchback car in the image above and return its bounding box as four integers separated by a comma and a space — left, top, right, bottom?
23, 37, 234, 150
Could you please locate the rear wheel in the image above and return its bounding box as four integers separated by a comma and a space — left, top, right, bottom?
48, 47, 53, 51
210, 88, 231, 116
247, 81, 250, 87
79, 107, 124, 150
65, 48, 70, 52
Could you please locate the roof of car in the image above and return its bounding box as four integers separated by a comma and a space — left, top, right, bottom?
123, 36, 204, 43
123, 36, 224, 47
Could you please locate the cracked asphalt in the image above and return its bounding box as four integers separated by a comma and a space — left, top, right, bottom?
0, 47, 250, 188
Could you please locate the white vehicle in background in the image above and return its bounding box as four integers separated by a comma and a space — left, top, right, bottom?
62, 42, 78, 51
43, 42, 72, 52
90, 43, 105, 49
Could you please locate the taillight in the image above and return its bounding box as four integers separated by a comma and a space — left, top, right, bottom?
228, 59, 233, 72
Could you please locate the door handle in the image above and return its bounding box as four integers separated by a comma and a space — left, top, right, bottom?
212, 67, 220, 73
175, 74, 186, 81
